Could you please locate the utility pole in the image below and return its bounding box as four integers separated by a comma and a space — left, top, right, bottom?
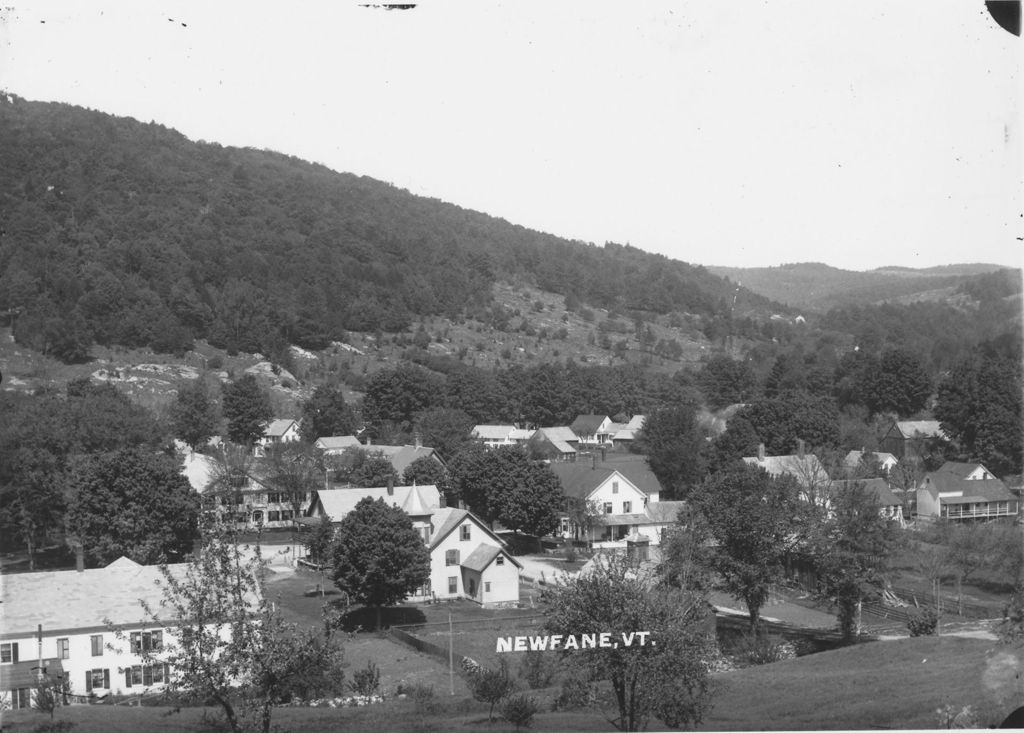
449, 612, 454, 696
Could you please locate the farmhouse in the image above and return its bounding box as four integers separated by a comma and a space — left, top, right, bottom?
569, 414, 615, 447
470, 425, 535, 448
526, 427, 579, 462
843, 449, 899, 475
313, 435, 362, 454
915, 462, 1019, 521
743, 441, 830, 493
549, 457, 680, 548
0, 557, 218, 706
305, 486, 521, 607
255, 418, 301, 455
830, 478, 906, 527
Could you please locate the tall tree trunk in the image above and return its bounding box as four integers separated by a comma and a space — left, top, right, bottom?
375, 604, 383, 631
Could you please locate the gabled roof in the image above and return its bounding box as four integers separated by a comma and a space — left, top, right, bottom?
264, 419, 297, 438
530, 427, 577, 454
626, 415, 646, 430
364, 445, 444, 474
934, 461, 993, 480
601, 513, 654, 527
844, 450, 898, 468
427, 507, 512, 553
460, 543, 522, 572
472, 425, 516, 441
314, 485, 441, 521
920, 473, 1013, 502
891, 420, 945, 440
548, 462, 657, 500
570, 415, 611, 436
0, 559, 216, 636
508, 428, 535, 441
598, 455, 663, 497
742, 453, 828, 487
400, 484, 435, 516
315, 435, 361, 451
831, 478, 901, 507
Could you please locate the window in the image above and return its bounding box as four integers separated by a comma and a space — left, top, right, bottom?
13, 687, 31, 709
612, 481, 619, 494
293, 492, 307, 503
484, 582, 491, 593
86, 668, 109, 692
57, 638, 69, 660
268, 510, 281, 522
448, 576, 458, 594
460, 525, 471, 541
131, 631, 163, 654
268, 492, 281, 504
91, 635, 103, 656
445, 549, 460, 566
0, 642, 18, 664
622, 501, 632, 513
420, 526, 431, 543
496, 555, 505, 566
604, 502, 613, 514
229, 473, 247, 488
281, 510, 294, 521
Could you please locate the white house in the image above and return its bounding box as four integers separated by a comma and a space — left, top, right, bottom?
743, 441, 830, 496
304, 487, 522, 607
0, 558, 206, 706
470, 425, 535, 449
569, 415, 615, 447
255, 419, 301, 455
843, 450, 899, 475
830, 478, 906, 527
916, 462, 1018, 521
550, 458, 680, 548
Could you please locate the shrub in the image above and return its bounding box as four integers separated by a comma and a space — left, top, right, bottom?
207, 355, 223, 370
502, 693, 539, 729
518, 650, 557, 689
553, 671, 595, 711
349, 661, 381, 697
727, 632, 795, 666
907, 608, 939, 637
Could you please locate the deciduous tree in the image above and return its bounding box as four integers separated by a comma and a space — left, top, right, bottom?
331, 497, 430, 629
634, 403, 706, 499
543, 554, 714, 731
65, 448, 200, 566
170, 378, 220, 452
299, 384, 356, 443
689, 463, 806, 629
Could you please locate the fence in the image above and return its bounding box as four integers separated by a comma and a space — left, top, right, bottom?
389, 613, 548, 672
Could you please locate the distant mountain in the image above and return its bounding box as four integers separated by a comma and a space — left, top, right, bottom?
707, 262, 1016, 312
0, 95, 782, 363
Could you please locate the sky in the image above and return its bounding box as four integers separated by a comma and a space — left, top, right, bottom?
1, 1, 1021, 271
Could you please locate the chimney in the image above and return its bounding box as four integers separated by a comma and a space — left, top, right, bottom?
76, 545, 85, 572
414, 432, 422, 450
797, 439, 805, 458
366, 436, 372, 446
387, 477, 394, 496
757, 443, 766, 462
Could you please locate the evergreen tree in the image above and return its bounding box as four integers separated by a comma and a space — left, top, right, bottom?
299, 384, 356, 443
222, 374, 273, 446
170, 378, 220, 451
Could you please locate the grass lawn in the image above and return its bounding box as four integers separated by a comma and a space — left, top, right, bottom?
699, 636, 1023, 730
0, 695, 613, 733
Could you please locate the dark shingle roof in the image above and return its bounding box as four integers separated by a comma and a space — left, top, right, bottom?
570, 415, 609, 436
921, 473, 1014, 502
831, 478, 901, 507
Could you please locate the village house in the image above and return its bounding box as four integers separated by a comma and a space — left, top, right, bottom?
743, 441, 830, 496
830, 478, 906, 527
470, 425, 535, 449
255, 418, 301, 456
304, 485, 521, 607
526, 427, 579, 462
549, 456, 683, 548
182, 451, 315, 529
313, 435, 362, 454
843, 449, 899, 475
915, 461, 1019, 521
605, 415, 646, 450
569, 414, 615, 447
0, 557, 218, 706
880, 420, 947, 462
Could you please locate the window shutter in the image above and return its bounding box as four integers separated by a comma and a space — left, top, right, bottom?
126, 668, 132, 688
103, 669, 110, 689
85, 672, 92, 692
11, 643, 17, 664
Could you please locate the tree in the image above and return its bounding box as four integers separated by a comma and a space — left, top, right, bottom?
306, 514, 335, 568
264, 443, 324, 521
937, 520, 998, 615
449, 445, 562, 537
566, 498, 604, 551
543, 555, 714, 731
65, 448, 200, 567
299, 384, 356, 443
698, 355, 756, 409
737, 391, 840, 456
688, 463, 807, 629
349, 452, 399, 489
171, 378, 220, 452
469, 659, 516, 723
222, 375, 273, 446
634, 403, 706, 499
811, 482, 900, 640
861, 348, 932, 417
412, 407, 474, 459
935, 356, 1023, 476
658, 512, 713, 592
403, 455, 453, 503
331, 497, 430, 629
127, 521, 345, 733
361, 364, 444, 435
